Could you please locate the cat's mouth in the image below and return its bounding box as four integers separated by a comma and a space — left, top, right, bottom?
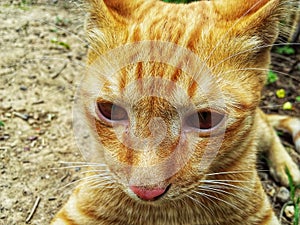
129, 184, 171, 201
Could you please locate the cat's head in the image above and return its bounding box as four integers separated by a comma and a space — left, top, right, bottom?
76, 0, 288, 202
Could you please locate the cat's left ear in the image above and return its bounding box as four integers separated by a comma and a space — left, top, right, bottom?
213, 0, 288, 45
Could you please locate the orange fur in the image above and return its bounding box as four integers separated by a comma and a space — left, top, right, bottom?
52, 0, 300, 224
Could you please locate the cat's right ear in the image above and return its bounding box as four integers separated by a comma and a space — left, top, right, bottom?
85, 0, 143, 27
85, 0, 145, 54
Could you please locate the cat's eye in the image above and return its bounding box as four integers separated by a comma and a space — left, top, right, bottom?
96, 102, 128, 121
185, 110, 224, 130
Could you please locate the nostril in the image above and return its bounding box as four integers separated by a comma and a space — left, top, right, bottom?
129, 185, 169, 201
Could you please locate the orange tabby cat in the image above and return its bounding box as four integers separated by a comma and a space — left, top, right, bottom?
51, 0, 300, 224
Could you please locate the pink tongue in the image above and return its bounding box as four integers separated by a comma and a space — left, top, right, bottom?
130, 186, 167, 201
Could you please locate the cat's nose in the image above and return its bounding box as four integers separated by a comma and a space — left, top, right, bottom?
129, 185, 168, 201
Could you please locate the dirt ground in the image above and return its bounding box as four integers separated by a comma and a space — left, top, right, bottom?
0, 1, 299, 225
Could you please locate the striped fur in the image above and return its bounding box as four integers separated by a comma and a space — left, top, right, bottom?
52, 0, 300, 224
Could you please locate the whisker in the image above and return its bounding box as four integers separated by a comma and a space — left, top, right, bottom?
87, 181, 117, 189
219, 67, 300, 82
211, 42, 300, 72
184, 194, 214, 216
203, 179, 254, 183
206, 170, 267, 176
197, 186, 249, 206
80, 169, 110, 174
60, 173, 112, 189
58, 161, 106, 165
192, 190, 241, 211
201, 180, 260, 197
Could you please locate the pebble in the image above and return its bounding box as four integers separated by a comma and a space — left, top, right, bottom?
276, 186, 290, 203
19, 86, 27, 91
28, 118, 35, 125
5, 112, 12, 117
284, 205, 295, 218
33, 113, 40, 120
13, 112, 29, 121
24, 146, 30, 151
27, 136, 38, 142
2, 102, 12, 110
266, 184, 276, 197
0, 134, 10, 141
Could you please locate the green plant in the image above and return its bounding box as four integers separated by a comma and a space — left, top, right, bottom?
18, 0, 33, 10
55, 16, 70, 27
0, 121, 4, 127
50, 38, 70, 50
296, 96, 300, 102
275, 45, 295, 55
267, 70, 278, 84
284, 167, 300, 225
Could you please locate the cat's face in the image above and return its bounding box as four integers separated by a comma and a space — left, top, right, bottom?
76, 0, 282, 202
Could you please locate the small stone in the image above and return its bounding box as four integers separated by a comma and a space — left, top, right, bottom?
0, 134, 10, 141
24, 146, 30, 151
28, 118, 35, 125
27, 136, 38, 142
13, 112, 29, 121
2, 102, 12, 110
33, 113, 40, 120
20, 86, 27, 91
32, 100, 44, 105
277, 187, 290, 203
266, 184, 276, 197
284, 205, 295, 218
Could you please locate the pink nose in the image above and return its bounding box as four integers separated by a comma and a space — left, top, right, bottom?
130, 186, 167, 201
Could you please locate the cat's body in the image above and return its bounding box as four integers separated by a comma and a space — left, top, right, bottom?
52, 0, 300, 224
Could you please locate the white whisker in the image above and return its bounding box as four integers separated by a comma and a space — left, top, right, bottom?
197, 186, 249, 205
192, 190, 241, 211
201, 180, 259, 197
80, 169, 110, 174
60, 173, 112, 189
211, 42, 300, 72
184, 194, 214, 216
219, 67, 300, 82
206, 170, 264, 176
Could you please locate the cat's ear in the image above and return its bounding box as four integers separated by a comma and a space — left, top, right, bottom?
213, 0, 288, 44
86, 0, 142, 26
85, 0, 144, 53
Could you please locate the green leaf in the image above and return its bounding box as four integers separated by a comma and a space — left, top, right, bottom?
296, 96, 300, 102
285, 166, 295, 199
0, 121, 4, 127
294, 203, 299, 225
276, 130, 284, 136
267, 71, 278, 84
275, 45, 295, 55
51, 38, 70, 50
276, 89, 286, 98
283, 102, 293, 110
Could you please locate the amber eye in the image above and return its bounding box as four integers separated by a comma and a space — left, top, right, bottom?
185, 111, 224, 130
96, 102, 128, 121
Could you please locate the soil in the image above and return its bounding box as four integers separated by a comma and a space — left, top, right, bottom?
0, 1, 299, 225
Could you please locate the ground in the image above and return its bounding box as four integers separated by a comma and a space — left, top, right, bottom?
0, 1, 299, 225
